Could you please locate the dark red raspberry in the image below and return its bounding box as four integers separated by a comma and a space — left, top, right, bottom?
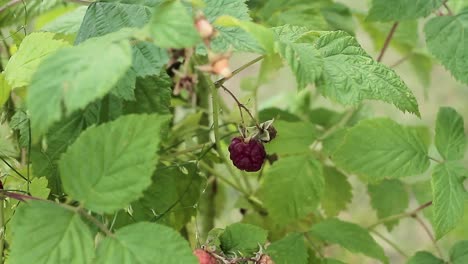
228, 137, 266, 172
193, 249, 217, 264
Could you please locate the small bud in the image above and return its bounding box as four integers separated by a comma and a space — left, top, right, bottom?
212, 57, 232, 78
195, 16, 215, 39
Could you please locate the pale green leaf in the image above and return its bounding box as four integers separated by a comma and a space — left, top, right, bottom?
265, 120, 317, 155
321, 166, 352, 217
368, 179, 409, 230
432, 161, 466, 239
220, 223, 268, 255
450, 240, 468, 264
367, 0, 444, 22
149, 0, 201, 48
29, 177, 51, 199
435, 107, 466, 161
407, 251, 444, 264
59, 114, 170, 213
42, 6, 88, 35
0, 0, 61, 27
4, 32, 69, 88
310, 218, 388, 263
267, 233, 308, 264
123, 75, 172, 114
259, 155, 324, 224
28, 36, 132, 137
0, 73, 11, 107
9, 200, 94, 264
332, 118, 430, 182
425, 11, 468, 84
315, 31, 420, 116
95, 222, 197, 264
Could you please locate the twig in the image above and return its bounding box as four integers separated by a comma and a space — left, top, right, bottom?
428, 156, 443, 163
0, 0, 22, 13
443, 1, 453, 16
0, 157, 30, 183
221, 85, 260, 129
370, 229, 409, 258
214, 56, 265, 88
390, 53, 413, 68
368, 201, 432, 229
412, 215, 443, 258
77, 208, 114, 237
377, 22, 399, 62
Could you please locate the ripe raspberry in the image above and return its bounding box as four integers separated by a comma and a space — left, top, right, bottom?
257, 254, 275, 264
228, 137, 266, 172
193, 249, 217, 264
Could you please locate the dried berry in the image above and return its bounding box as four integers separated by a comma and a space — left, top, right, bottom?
228, 137, 266, 172
193, 249, 217, 264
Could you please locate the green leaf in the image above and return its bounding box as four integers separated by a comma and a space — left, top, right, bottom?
367, 0, 444, 22
332, 118, 430, 182
135, 163, 203, 230
407, 251, 444, 264
450, 240, 468, 264
0, 73, 11, 108
315, 31, 420, 116
309, 218, 388, 263
41, 6, 88, 35
0, 0, 61, 27
59, 114, 170, 213
220, 223, 268, 255
132, 42, 169, 77
95, 222, 197, 264
28, 35, 132, 137
123, 75, 172, 114
265, 120, 317, 155
368, 179, 409, 230
425, 11, 468, 84
259, 155, 324, 224
29, 177, 51, 199
9, 200, 94, 264
432, 161, 466, 239
267, 233, 308, 264
149, 0, 201, 48
321, 166, 352, 217
321, 3, 355, 34
76, 2, 151, 44
203, 0, 263, 53
4, 32, 69, 88
435, 107, 466, 161
10, 110, 29, 148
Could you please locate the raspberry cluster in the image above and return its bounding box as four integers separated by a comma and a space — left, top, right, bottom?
194, 249, 217, 264
228, 137, 266, 172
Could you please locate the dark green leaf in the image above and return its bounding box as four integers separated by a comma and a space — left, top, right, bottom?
267, 233, 308, 264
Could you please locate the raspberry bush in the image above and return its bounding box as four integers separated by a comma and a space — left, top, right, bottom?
0, 0, 467, 263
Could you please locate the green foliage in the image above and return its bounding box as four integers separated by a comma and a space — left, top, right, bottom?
450, 240, 468, 264
41, 6, 88, 35
310, 218, 388, 263
265, 120, 317, 155
407, 251, 444, 264
220, 223, 268, 255
435, 107, 466, 160
9, 200, 95, 264
367, 0, 444, 22
59, 114, 170, 213
425, 11, 468, 84
95, 222, 198, 263
432, 161, 466, 239
267, 233, 308, 264
321, 166, 352, 217
332, 118, 430, 182
0, 73, 11, 108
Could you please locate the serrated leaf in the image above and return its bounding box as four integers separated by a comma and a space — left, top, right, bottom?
9, 200, 94, 264
0, 0, 61, 27
321, 166, 352, 217
59, 114, 170, 213
425, 11, 468, 84
149, 0, 201, 48
29, 177, 51, 199
265, 120, 317, 155
220, 223, 268, 255
332, 118, 430, 182
132, 42, 169, 77
315, 31, 419, 116
203, 0, 263, 53
435, 107, 466, 161
0, 73, 11, 108
367, 0, 444, 22
432, 161, 466, 239
450, 240, 468, 264
42, 6, 88, 35
95, 222, 197, 263
123, 75, 172, 114
259, 155, 324, 224
10, 111, 29, 148
28, 35, 132, 137
267, 233, 308, 264
309, 218, 388, 263
368, 179, 409, 230
4, 32, 69, 88
407, 251, 444, 264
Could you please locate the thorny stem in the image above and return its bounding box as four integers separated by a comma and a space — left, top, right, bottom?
370, 229, 409, 258
413, 215, 443, 258
214, 56, 265, 88
368, 201, 433, 229
377, 22, 399, 62
77, 208, 114, 237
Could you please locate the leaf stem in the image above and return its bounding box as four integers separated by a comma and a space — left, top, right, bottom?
77, 208, 114, 237
214, 55, 265, 88
221, 84, 261, 130
377, 22, 399, 62
443, 1, 453, 16
198, 161, 246, 195
428, 156, 443, 163
370, 229, 408, 258
413, 215, 443, 259
368, 201, 432, 229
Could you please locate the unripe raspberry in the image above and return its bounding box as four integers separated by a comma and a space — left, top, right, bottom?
228, 137, 266, 172
257, 254, 275, 264
195, 17, 215, 39
193, 249, 217, 264
212, 57, 232, 78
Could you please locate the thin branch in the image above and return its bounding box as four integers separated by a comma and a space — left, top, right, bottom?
428, 156, 443, 163
221, 85, 260, 129
390, 53, 413, 68
0, 0, 22, 13
0, 157, 30, 183
368, 201, 432, 229
77, 209, 114, 237
443, 1, 453, 16
377, 22, 399, 62
412, 215, 443, 259
214, 56, 265, 88
370, 229, 409, 258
